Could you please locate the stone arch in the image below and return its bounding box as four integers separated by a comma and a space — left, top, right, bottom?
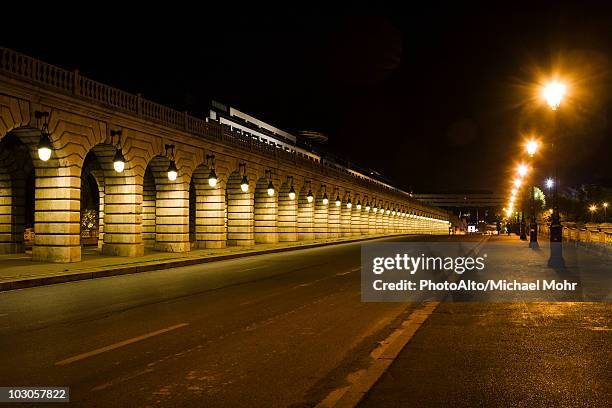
340, 192, 352, 237
0, 124, 83, 263
297, 181, 314, 241
254, 174, 278, 244
189, 162, 227, 249
314, 185, 329, 239
81, 143, 144, 257
143, 155, 189, 252
278, 177, 297, 242
226, 169, 254, 246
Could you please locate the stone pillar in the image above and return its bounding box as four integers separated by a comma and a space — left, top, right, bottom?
350, 198, 362, 236
254, 177, 278, 244
369, 208, 378, 234
193, 172, 226, 249
361, 208, 371, 235
227, 172, 254, 246
340, 194, 352, 237
314, 188, 328, 240
297, 183, 314, 241
154, 181, 189, 252
382, 207, 390, 234
278, 181, 297, 242
328, 196, 341, 238
33, 165, 81, 262
142, 169, 156, 248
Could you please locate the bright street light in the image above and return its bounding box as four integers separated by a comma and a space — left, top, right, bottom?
545, 178, 554, 189
517, 164, 529, 177
513, 178, 522, 188
542, 81, 566, 111
526, 139, 539, 156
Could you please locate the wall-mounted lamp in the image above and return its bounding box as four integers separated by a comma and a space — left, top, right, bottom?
206, 154, 217, 187
288, 176, 296, 200
266, 170, 274, 197
306, 181, 313, 203
165, 144, 178, 181
322, 185, 329, 205
110, 130, 125, 173
239, 163, 249, 192
35, 111, 52, 161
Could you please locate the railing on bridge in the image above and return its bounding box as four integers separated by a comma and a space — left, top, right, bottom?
539, 222, 612, 252
0, 47, 444, 217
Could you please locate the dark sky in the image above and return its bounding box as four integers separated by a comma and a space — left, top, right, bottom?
6, 5, 612, 193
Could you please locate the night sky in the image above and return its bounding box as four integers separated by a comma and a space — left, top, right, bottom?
6, 5, 612, 193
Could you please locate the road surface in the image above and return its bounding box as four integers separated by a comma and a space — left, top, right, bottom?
0, 235, 455, 407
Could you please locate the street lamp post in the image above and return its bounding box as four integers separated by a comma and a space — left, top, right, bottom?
526, 140, 539, 248
603, 202, 608, 223
543, 81, 566, 267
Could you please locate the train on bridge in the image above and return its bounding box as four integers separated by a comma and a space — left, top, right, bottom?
207, 101, 406, 196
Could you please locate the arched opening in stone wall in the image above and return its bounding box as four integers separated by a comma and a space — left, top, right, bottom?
340, 192, 352, 237
313, 185, 328, 240
80, 143, 145, 257
190, 164, 226, 249
143, 156, 189, 252
277, 178, 297, 242
80, 150, 104, 251
254, 175, 278, 244
297, 181, 314, 241
226, 170, 253, 246
0, 130, 35, 255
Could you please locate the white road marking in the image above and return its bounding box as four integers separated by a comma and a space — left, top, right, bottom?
336, 267, 360, 276
317, 302, 440, 408
55, 323, 189, 366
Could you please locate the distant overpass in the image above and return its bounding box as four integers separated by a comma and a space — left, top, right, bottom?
412, 192, 504, 208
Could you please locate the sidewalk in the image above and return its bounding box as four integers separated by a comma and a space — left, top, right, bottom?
0, 234, 403, 292
357, 235, 612, 407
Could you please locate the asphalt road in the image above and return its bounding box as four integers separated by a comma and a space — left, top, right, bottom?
0, 235, 457, 407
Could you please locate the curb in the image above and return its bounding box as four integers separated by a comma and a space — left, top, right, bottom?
0, 234, 409, 292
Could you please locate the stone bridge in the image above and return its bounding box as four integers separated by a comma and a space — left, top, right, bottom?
0, 47, 449, 263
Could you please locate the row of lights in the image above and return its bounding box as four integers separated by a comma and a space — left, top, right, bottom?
503, 81, 565, 219
34, 114, 445, 223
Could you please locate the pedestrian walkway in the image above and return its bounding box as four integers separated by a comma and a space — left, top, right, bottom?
0, 234, 404, 291
358, 235, 612, 407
